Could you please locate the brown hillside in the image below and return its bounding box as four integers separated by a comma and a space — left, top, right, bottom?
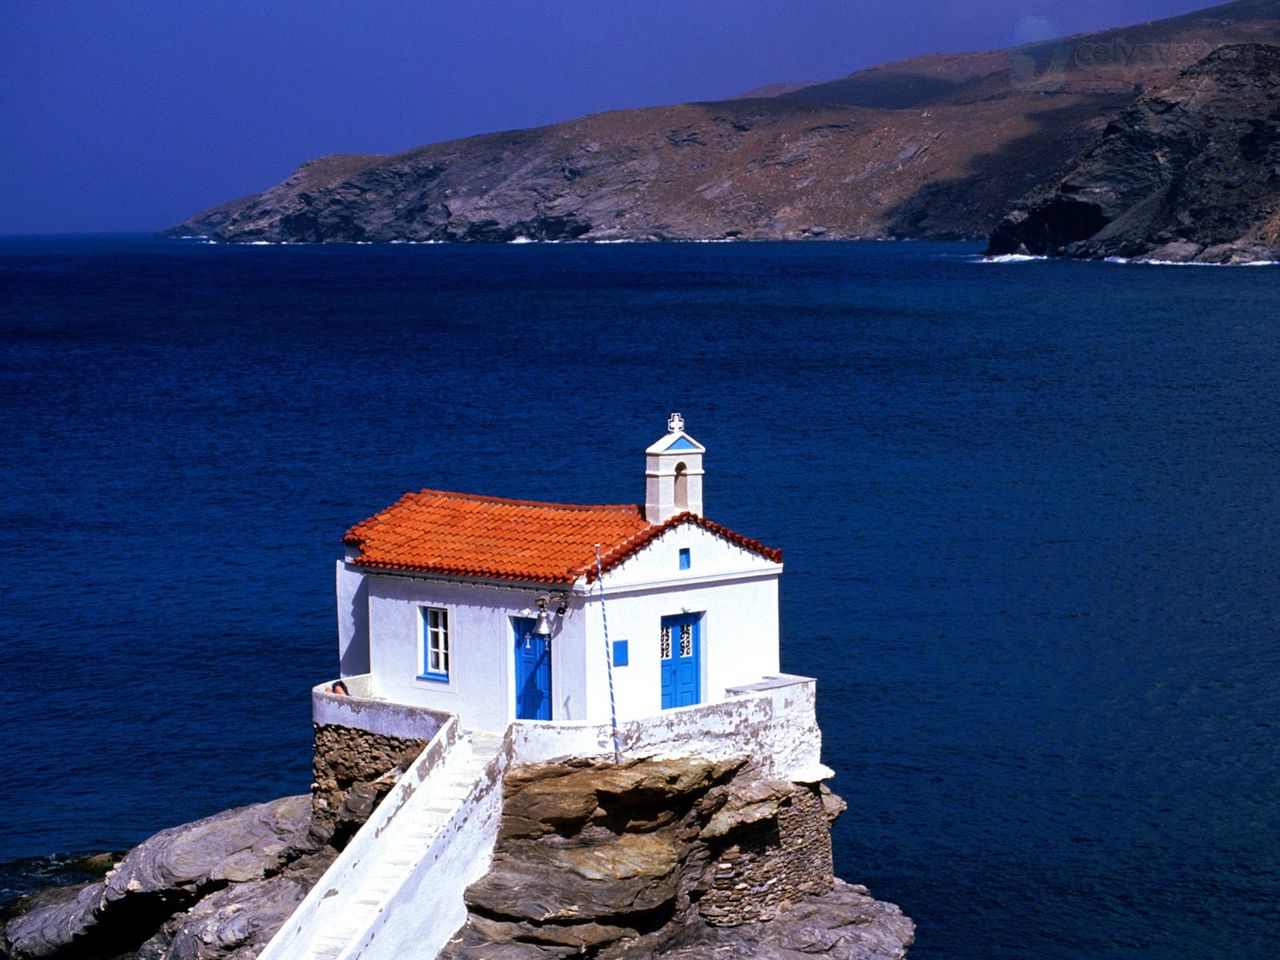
164, 0, 1280, 243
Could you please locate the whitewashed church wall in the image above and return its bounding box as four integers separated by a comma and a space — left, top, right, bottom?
509, 674, 824, 781
582, 568, 780, 722
364, 575, 588, 732
599, 522, 780, 589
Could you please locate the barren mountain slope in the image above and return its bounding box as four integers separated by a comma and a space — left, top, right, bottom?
165, 0, 1280, 243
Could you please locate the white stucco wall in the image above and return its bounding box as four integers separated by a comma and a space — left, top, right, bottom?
582, 522, 781, 722
350, 737, 508, 960
353, 520, 781, 730
258, 716, 462, 960
364, 574, 589, 732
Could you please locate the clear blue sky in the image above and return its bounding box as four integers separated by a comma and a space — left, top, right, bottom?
1, 0, 1214, 232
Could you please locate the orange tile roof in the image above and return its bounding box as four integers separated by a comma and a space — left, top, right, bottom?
343, 488, 782, 585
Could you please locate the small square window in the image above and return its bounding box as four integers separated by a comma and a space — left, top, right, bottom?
420, 607, 450, 681
613, 640, 629, 667
679, 548, 691, 570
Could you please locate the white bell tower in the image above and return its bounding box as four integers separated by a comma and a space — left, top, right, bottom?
645, 412, 705, 523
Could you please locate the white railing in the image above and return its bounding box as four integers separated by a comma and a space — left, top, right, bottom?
339, 732, 510, 960
259, 715, 461, 960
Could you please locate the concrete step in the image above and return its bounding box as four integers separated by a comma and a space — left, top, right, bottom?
294, 730, 504, 960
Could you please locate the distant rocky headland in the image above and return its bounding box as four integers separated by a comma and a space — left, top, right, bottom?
163, 0, 1280, 250
987, 43, 1280, 262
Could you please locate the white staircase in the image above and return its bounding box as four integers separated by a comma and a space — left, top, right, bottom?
261, 724, 507, 960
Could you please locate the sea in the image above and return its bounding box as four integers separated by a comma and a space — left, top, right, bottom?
0, 236, 1277, 959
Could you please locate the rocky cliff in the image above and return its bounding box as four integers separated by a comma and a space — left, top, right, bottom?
442, 756, 912, 960
163, 1, 1280, 244
2, 757, 912, 960
986, 43, 1280, 262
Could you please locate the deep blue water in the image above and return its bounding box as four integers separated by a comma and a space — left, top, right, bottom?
1, 236, 1277, 958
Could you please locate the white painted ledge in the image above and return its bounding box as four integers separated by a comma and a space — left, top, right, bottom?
312, 674, 451, 741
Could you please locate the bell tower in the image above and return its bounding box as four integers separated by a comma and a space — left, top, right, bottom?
645, 412, 705, 523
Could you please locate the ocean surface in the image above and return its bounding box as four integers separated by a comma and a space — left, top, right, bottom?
1, 236, 1277, 958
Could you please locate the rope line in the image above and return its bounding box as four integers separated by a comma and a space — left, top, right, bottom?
595, 544, 622, 765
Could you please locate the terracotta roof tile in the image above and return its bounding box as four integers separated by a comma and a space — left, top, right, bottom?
343, 488, 781, 584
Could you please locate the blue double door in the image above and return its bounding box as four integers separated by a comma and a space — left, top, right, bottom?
513, 617, 552, 720
660, 613, 701, 709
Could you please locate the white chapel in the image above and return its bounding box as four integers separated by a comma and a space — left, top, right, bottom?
334, 413, 785, 732
261, 417, 824, 960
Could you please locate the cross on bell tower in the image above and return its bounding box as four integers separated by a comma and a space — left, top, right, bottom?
644, 412, 705, 524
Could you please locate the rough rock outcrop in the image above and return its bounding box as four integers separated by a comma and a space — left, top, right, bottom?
439, 756, 913, 960
1, 797, 332, 960
987, 44, 1280, 262
598, 882, 913, 960
162, 1, 1280, 244
5, 754, 912, 960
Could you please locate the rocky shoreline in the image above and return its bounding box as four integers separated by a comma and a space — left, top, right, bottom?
986, 44, 1280, 264
2, 757, 913, 960
1, 796, 332, 960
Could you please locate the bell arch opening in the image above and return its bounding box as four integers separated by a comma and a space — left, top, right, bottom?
674, 462, 689, 512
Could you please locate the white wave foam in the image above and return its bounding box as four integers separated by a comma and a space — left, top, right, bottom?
1123, 258, 1277, 267
979, 253, 1047, 263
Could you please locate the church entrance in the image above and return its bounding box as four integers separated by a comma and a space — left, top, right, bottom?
513, 617, 552, 720
660, 612, 701, 709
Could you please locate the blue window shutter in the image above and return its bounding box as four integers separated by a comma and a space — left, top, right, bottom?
613, 640, 629, 667
679, 548, 691, 570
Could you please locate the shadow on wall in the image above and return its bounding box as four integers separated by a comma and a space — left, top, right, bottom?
340, 575, 370, 676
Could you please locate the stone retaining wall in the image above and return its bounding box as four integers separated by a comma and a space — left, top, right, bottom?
308, 678, 451, 843
311, 724, 428, 843
698, 782, 839, 925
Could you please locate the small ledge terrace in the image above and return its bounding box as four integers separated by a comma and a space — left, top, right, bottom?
312, 672, 831, 779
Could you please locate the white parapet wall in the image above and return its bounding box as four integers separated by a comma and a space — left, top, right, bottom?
346, 733, 509, 960
508, 673, 828, 781
312, 673, 451, 741
260, 714, 463, 960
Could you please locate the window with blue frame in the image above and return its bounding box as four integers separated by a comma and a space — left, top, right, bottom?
420, 607, 450, 680
679, 547, 691, 570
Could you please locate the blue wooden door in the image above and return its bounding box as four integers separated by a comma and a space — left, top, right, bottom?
660, 613, 701, 709
513, 617, 552, 720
